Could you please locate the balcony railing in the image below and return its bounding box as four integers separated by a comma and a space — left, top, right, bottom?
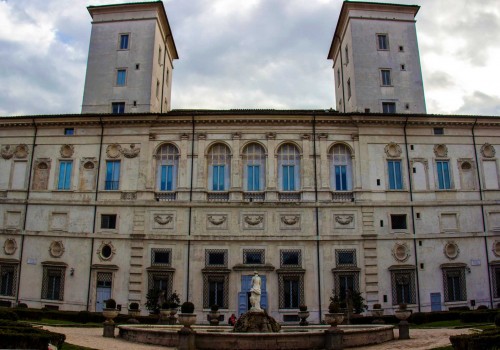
278, 192, 301, 202
155, 192, 177, 201
332, 191, 354, 202
207, 192, 229, 202
243, 192, 265, 202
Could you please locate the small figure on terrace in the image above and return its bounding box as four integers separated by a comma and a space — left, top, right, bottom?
249, 271, 262, 312
228, 313, 237, 326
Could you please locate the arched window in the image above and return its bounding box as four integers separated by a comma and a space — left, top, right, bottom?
208, 144, 231, 191
156, 144, 179, 191
242, 143, 266, 191
277, 144, 300, 191
330, 144, 353, 191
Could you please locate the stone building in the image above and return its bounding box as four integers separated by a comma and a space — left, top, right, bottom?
0, 1, 499, 324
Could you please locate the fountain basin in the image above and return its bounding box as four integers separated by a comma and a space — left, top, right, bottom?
118, 324, 394, 349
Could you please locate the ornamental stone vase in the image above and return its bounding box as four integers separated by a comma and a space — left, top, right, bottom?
178, 313, 197, 330
102, 308, 119, 324
394, 309, 411, 321
324, 313, 344, 328
209, 311, 220, 326
298, 310, 310, 326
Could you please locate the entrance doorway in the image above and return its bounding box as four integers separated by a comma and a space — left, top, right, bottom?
430, 292, 442, 311
95, 272, 112, 312
238, 275, 267, 316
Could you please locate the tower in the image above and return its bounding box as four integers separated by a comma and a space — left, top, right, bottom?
328, 1, 426, 114
81, 1, 178, 114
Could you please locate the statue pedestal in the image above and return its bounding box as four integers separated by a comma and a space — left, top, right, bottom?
233, 311, 280, 333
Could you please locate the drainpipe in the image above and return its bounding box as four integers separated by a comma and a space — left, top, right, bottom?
186, 115, 195, 300
471, 118, 493, 308
403, 116, 421, 312
312, 115, 322, 320
16, 118, 37, 304
87, 116, 104, 310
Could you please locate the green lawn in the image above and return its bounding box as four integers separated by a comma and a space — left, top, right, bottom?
30, 318, 102, 327
411, 319, 492, 329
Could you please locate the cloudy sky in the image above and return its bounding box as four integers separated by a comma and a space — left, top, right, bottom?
0, 0, 499, 116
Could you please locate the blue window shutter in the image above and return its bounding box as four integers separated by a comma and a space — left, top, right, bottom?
166, 165, 173, 191
395, 161, 402, 189
289, 165, 295, 190
58, 163, 65, 190
64, 162, 72, 189
248, 165, 254, 191
254, 165, 260, 190
219, 165, 225, 190
443, 161, 450, 189
160, 165, 167, 191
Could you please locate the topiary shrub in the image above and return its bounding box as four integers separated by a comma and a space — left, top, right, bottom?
181, 301, 195, 314
0, 320, 66, 349
105, 299, 117, 309
210, 304, 219, 312
450, 328, 500, 350
129, 302, 140, 310
477, 305, 488, 310
299, 305, 307, 312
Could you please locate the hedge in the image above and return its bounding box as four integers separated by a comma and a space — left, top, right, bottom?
0, 309, 19, 321
450, 328, 500, 350
409, 311, 462, 325
0, 320, 66, 350
459, 310, 499, 323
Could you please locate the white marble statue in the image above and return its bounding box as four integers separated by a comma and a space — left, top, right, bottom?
249, 271, 263, 312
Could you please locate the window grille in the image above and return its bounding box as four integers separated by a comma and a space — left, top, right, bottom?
205, 249, 228, 267
442, 268, 466, 302
335, 249, 357, 267
280, 250, 302, 268
155, 192, 177, 201
202, 273, 229, 309
152, 248, 172, 266
0, 264, 18, 297
390, 269, 416, 305
391, 214, 407, 230
96, 272, 112, 288
243, 249, 265, 265
41, 266, 65, 301
207, 192, 229, 201
278, 272, 304, 309
333, 271, 360, 301
243, 192, 265, 201
147, 270, 173, 296
332, 191, 354, 202
492, 266, 500, 298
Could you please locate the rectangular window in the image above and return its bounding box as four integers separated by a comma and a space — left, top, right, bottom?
377, 34, 389, 50
347, 79, 351, 100
247, 165, 260, 191
443, 268, 466, 302
209, 280, 224, 308
283, 277, 300, 308
156, 79, 160, 99
345, 46, 349, 64
434, 127, 444, 135
493, 267, 500, 298
391, 214, 407, 230
116, 69, 127, 86
382, 102, 396, 114
0, 264, 17, 296
111, 102, 125, 114
388, 160, 403, 190
335, 165, 347, 191
160, 165, 174, 191
105, 160, 120, 190
336, 250, 356, 266
57, 161, 73, 190
337, 69, 341, 86
391, 270, 416, 305
64, 128, 74, 135
436, 160, 451, 189
212, 165, 225, 191
381, 69, 392, 86
282, 165, 295, 191
41, 266, 65, 301
280, 250, 301, 268
243, 249, 264, 265
101, 214, 117, 229
338, 274, 355, 301
206, 249, 227, 267
152, 248, 171, 266
119, 34, 129, 50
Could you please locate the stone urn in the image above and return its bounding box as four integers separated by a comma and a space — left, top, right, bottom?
395, 305, 411, 340
178, 313, 197, 330
103, 308, 119, 323
209, 311, 220, 325
298, 306, 310, 326
394, 309, 411, 321
324, 313, 344, 328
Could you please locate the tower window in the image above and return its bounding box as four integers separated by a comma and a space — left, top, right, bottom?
381, 69, 392, 86
377, 34, 389, 50
135, 63, 140, 70
345, 46, 349, 64
116, 69, 127, 86
433, 127, 444, 135
382, 102, 396, 114
64, 128, 74, 136
347, 79, 351, 99
399, 46, 404, 52
119, 34, 129, 50
111, 102, 125, 114
401, 64, 406, 71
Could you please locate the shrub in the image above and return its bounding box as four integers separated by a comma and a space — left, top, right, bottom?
409, 311, 462, 325
105, 299, 116, 309
77, 310, 92, 324
17, 303, 28, 308
168, 292, 181, 308
477, 305, 488, 310
329, 293, 341, 313
299, 305, 307, 312
181, 301, 195, 314
0, 320, 66, 349
210, 304, 219, 312
129, 302, 140, 310
450, 328, 500, 350
145, 288, 161, 314
0, 309, 19, 321
495, 313, 500, 327
460, 310, 498, 323
13, 308, 43, 321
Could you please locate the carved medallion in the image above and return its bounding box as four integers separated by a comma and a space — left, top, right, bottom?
121, 144, 140, 158
481, 143, 496, 158
1, 145, 14, 159
3, 238, 17, 255
97, 241, 115, 261
60, 144, 74, 158
493, 241, 500, 258
433, 144, 448, 158
335, 214, 354, 225
14, 144, 29, 159
384, 142, 402, 158
444, 241, 459, 260
281, 215, 300, 226
244, 215, 264, 226
392, 242, 410, 262
49, 241, 65, 258
154, 214, 173, 225
106, 144, 122, 158
208, 215, 227, 226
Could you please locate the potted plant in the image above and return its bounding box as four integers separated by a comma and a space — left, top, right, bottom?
168, 292, 181, 315
209, 304, 220, 326
145, 288, 161, 315
103, 298, 119, 323
128, 302, 140, 317
178, 301, 197, 330
324, 292, 344, 328
371, 303, 383, 317
298, 305, 309, 326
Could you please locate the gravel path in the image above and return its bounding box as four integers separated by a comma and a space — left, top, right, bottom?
43, 325, 472, 350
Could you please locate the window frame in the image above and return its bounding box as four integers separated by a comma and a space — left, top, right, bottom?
0, 263, 18, 297
387, 159, 403, 190
277, 144, 301, 192
382, 102, 396, 114
436, 159, 452, 190
101, 214, 117, 230
442, 267, 467, 302
390, 268, 416, 305
329, 143, 353, 191
41, 265, 66, 301
156, 143, 179, 192
243, 249, 265, 265
380, 69, 392, 86
116, 69, 127, 86
207, 144, 231, 192
111, 102, 125, 114
390, 214, 408, 231
242, 143, 266, 192
118, 33, 130, 50
377, 34, 389, 50
105, 160, 121, 191
57, 160, 73, 191
151, 248, 172, 267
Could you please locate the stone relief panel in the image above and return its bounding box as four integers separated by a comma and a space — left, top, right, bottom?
488, 212, 500, 232
333, 213, 356, 230
50, 212, 68, 231
384, 142, 402, 158
207, 214, 228, 230
1, 145, 14, 159
241, 213, 265, 230
59, 144, 74, 158
151, 212, 175, 230
457, 159, 476, 190
5, 211, 22, 229
106, 144, 122, 158
439, 213, 459, 233
481, 143, 496, 158
279, 214, 301, 230
121, 144, 140, 158
79, 158, 97, 191
433, 144, 448, 158
49, 240, 65, 258
444, 241, 460, 260
392, 242, 410, 262
410, 158, 429, 191
3, 238, 17, 255
32, 158, 52, 191
14, 144, 29, 159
